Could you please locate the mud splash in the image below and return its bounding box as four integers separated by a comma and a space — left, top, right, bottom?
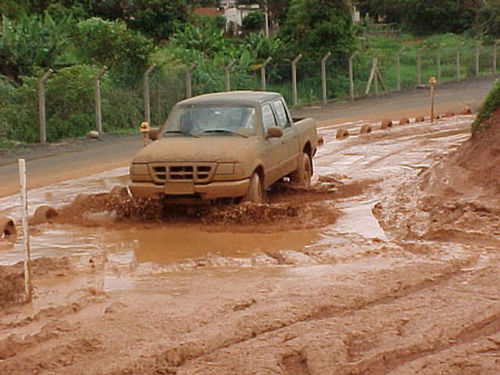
43, 174, 360, 232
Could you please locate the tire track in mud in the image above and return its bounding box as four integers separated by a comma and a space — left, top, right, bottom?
374, 310, 500, 375
174, 261, 500, 375
107, 253, 478, 374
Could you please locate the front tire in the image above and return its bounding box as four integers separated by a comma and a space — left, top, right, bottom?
290, 153, 312, 188
243, 172, 265, 203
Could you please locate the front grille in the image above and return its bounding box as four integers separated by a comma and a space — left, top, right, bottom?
170, 166, 194, 180
150, 163, 214, 184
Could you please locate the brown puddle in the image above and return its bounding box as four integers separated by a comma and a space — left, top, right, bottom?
102, 225, 320, 264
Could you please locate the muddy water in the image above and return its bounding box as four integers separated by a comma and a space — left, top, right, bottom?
103, 226, 320, 264
0, 116, 474, 268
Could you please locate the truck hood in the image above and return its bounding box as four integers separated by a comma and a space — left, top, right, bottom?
132, 136, 260, 163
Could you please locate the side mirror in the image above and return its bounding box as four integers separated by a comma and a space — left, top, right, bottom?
266, 127, 283, 139
148, 127, 160, 141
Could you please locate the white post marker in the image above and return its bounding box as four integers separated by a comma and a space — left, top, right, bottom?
429, 76, 436, 123
18, 159, 33, 302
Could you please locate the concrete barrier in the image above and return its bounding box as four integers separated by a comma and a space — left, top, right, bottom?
31, 206, 58, 225
360, 124, 372, 134
380, 119, 393, 129
1, 218, 16, 237
399, 117, 410, 125
336, 129, 349, 140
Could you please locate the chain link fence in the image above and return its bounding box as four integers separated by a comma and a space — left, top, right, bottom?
0, 42, 498, 146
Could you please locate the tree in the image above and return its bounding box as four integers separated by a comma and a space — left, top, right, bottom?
126, 0, 189, 41
356, 0, 483, 35
72, 17, 154, 79
279, 0, 355, 59
242, 10, 265, 30
0, 13, 73, 81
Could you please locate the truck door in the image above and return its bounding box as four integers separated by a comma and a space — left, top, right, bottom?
261, 103, 283, 184
272, 99, 299, 176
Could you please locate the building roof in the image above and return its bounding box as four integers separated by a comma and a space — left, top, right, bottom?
192, 7, 223, 16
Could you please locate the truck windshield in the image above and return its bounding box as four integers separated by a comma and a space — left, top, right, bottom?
163, 105, 256, 137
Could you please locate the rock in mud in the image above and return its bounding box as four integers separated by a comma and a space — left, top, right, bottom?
86, 130, 100, 139
415, 116, 426, 123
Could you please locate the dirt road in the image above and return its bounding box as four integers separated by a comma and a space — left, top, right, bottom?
1, 78, 500, 375
0, 77, 493, 197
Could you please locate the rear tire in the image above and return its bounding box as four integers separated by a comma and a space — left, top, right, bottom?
243, 172, 265, 203
291, 153, 312, 188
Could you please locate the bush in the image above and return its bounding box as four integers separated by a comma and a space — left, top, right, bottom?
472, 81, 500, 133
0, 65, 147, 144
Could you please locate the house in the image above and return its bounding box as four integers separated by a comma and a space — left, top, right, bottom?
224, 3, 262, 29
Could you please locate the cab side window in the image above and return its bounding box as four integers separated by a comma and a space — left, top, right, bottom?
272, 100, 291, 129
262, 104, 277, 132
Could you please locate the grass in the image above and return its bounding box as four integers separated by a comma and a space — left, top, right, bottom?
471, 81, 500, 133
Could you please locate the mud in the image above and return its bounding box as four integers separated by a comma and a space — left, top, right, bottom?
1, 106, 500, 375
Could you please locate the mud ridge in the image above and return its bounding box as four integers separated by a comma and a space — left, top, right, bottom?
107, 257, 475, 374
359, 306, 500, 375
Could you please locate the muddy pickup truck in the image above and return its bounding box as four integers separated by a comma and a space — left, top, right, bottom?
129, 91, 318, 203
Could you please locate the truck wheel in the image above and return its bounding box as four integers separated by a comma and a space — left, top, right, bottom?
291, 153, 312, 188
243, 172, 264, 203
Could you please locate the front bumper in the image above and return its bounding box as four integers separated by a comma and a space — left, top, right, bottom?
129, 178, 250, 201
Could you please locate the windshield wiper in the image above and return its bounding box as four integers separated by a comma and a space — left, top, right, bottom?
202, 129, 247, 138
163, 130, 199, 138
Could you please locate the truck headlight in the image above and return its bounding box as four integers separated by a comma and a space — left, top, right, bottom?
130, 163, 149, 176
215, 163, 235, 175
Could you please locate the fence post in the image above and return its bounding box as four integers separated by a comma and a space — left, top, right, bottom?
456, 43, 464, 82
365, 55, 378, 96
291, 54, 302, 107
260, 57, 272, 91
349, 52, 358, 101
224, 59, 236, 91
264, 5, 269, 38
475, 42, 481, 77
494, 40, 500, 75
416, 46, 426, 86
38, 69, 53, 145
143, 64, 156, 125
18, 159, 33, 303
396, 48, 403, 91
321, 52, 332, 105
94, 66, 107, 134
186, 63, 198, 98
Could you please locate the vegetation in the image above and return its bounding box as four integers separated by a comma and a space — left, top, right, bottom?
472, 81, 500, 133
280, 0, 355, 59
1, 0, 500, 148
